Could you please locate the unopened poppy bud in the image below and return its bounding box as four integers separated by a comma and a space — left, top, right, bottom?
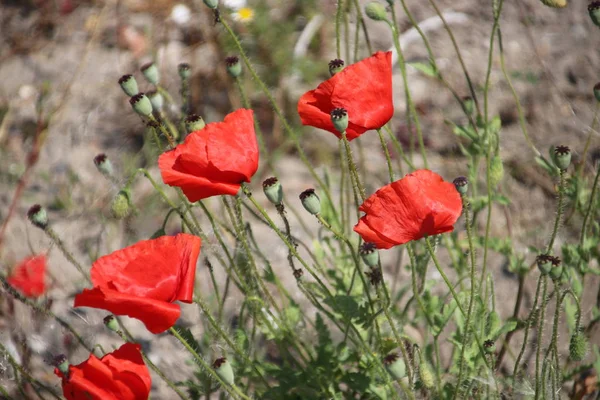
594, 83, 600, 103
111, 190, 132, 219
330, 108, 349, 133
489, 156, 504, 187
360, 242, 379, 267
178, 63, 191, 80
103, 315, 120, 333
27, 204, 48, 229
262, 177, 283, 205
536, 254, 554, 275
93, 154, 113, 178
150, 228, 166, 239
383, 353, 406, 380
140, 62, 159, 85
419, 362, 434, 389
53, 354, 70, 376
462, 96, 474, 115
569, 333, 588, 361
453, 176, 468, 195
328, 59, 345, 76
147, 90, 164, 112
299, 189, 320, 215
185, 114, 206, 133
212, 357, 234, 385
365, 2, 388, 22
553, 145, 571, 171
483, 339, 496, 354
129, 93, 153, 117
589, 1, 600, 26
225, 56, 242, 78
118, 74, 138, 96
203, 0, 219, 9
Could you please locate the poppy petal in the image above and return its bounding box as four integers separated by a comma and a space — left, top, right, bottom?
74, 287, 182, 334
7, 255, 47, 298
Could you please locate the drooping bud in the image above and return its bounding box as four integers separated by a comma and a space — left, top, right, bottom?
419, 362, 434, 389
330, 108, 349, 133
594, 83, 600, 103
483, 339, 496, 354
27, 204, 48, 229
328, 59, 345, 76
213, 357, 234, 385
146, 90, 164, 112
185, 114, 206, 133
225, 56, 242, 78
111, 189, 132, 219
360, 242, 380, 267
103, 315, 120, 333
262, 177, 283, 206
589, 1, 600, 26
569, 333, 588, 361
383, 352, 406, 380
553, 145, 571, 171
203, 0, 219, 9
536, 254, 554, 275
118, 74, 138, 96
140, 62, 159, 85
365, 2, 388, 22
129, 93, 153, 117
93, 154, 114, 178
453, 176, 468, 195
178, 63, 191, 80
299, 189, 320, 215
53, 354, 70, 376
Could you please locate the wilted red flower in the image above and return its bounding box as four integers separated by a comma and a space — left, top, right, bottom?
159, 108, 258, 202
7, 255, 47, 298
297, 51, 393, 141
74, 233, 201, 333
354, 169, 462, 249
55, 342, 151, 400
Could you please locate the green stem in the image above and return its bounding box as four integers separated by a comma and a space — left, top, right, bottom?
546, 170, 566, 254
534, 276, 549, 400
43, 227, 90, 284
580, 163, 600, 246
513, 275, 544, 378
169, 328, 251, 400
377, 128, 395, 182
341, 130, 366, 201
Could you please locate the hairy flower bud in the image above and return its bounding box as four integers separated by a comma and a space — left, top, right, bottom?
489, 156, 504, 187
419, 362, 434, 389
365, 2, 388, 22
569, 333, 588, 361
111, 190, 132, 220
540, 0, 566, 8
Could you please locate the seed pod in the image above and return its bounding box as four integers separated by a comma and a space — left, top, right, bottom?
328, 59, 345, 76
141, 62, 159, 85
360, 242, 380, 267
483, 339, 496, 354
185, 114, 206, 133
213, 357, 234, 385
330, 108, 349, 133
553, 145, 571, 171
299, 189, 320, 215
262, 177, 283, 206
129, 93, 153, 117
536, 254, 554, 275
27, 204, 48, 229
593, 82, 600, 102
178, 63, 191, 80
225, 56, 242, 78
147, 90, 164, 112
118, 74, 138, 96
203, 0, 219, 9
453, 176, 468, 195
53, 355, 70, 376
383, 353, 406, 380
103, 315, 120, 333
94, 154, 114, 178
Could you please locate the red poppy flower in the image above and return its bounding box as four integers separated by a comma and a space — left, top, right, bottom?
55, 342, 151, 400
7, 255, 47, 298
74, 233, 201, 333
354, 169, 462, 249
159, 108, 258, 202
297, 51, 393, 141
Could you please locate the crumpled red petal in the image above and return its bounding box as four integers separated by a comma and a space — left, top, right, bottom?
298, 51, 393, 140
354, 169, 462, 249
